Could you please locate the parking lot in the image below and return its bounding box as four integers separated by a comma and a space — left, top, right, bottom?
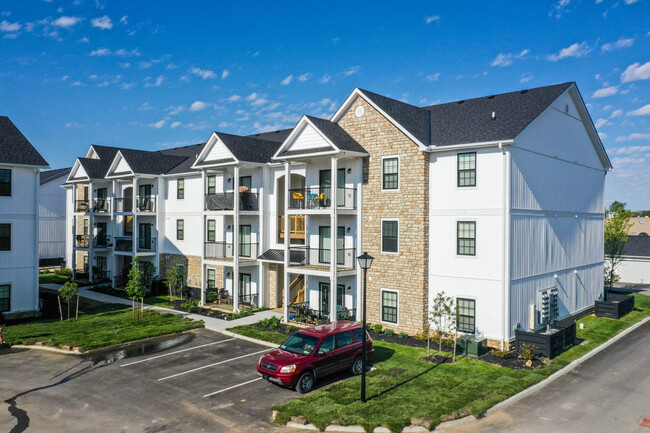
1, 329, 300, 433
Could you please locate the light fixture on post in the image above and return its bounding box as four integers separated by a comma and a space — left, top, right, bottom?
356, 251, 374, 403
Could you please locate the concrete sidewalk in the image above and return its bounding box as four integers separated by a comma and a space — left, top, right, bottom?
39, 283, 283, 333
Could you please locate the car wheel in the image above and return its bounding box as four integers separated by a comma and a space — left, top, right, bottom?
296, 372, 314, 394
351, 356, 363, 376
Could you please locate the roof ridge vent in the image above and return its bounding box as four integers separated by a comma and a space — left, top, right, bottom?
458, 100, 465, 104
487, 95, 495, 99
520, 89, 528, 94
491, 111, 496, 120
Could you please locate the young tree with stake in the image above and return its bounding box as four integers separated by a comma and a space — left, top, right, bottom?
58, 281, 79, 320
429, 291, 455, 358
604, 201, 632, 297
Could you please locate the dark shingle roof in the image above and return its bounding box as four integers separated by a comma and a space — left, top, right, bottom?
90, 144, 124, 160
623, 236, 650, 257
216, 132, 283, 164
77, 158, 112, 179
305, 116, 367, 154
0, 116, 48, 167
247, 128, 293, 143
117, 149, 187, 175
40, 167, 71, 184
158, 142, 206, 175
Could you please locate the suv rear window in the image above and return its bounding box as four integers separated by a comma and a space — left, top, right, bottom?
353, 328, 366, 342
336, 331, 354, 348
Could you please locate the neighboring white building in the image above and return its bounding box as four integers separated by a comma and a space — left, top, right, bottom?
612, 236, 650, 284
0, 116, 49, 317
39, 167, 71, 266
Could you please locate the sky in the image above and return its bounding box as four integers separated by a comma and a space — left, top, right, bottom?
0, 0, 648, 209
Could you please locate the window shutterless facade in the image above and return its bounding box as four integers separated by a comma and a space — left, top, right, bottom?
207, 220, 216, 242
0, 284, 9, 312
457, 221, 476, 256
177, 178, 185, 199
457, 298, 476, 333
207, 175, 216, 195
207, 268, 216, 289
382, 157, 399, 190
83, 219, 89, 236
0, 169, 11, 196
457, 152, 476, 187
381, 220, 399, 253
177, 219, 184, 240
381, 290, 398, 324
0, 223, 10, 251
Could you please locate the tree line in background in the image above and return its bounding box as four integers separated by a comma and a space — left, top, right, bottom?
605, 200, 633, 295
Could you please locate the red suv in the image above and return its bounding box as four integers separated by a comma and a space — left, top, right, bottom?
257, 321, 374, 393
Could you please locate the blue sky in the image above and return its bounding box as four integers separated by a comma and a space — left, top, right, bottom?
0, 0, 648, 208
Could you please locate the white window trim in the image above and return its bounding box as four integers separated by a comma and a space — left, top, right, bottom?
176, 219, 185, 241
0, 167, 12, 199
177, 178, 185, 200
380, 288, 399, 326
0, 221, 11, 252
456, 296, 477, 335
206, 267, 217, 288
381, 155, 400, 192
456, 219, 477, 258
381, 218, 399, 254
0, 282, 11, 313
206, 219, 216, 242
457, 151, 477, 188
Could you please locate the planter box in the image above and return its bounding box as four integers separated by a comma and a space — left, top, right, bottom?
595, 293, 635, 319
515, 320, 576, 359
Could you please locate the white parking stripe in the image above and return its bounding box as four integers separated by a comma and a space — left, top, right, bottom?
120, 338, 236, 367
203, 377, 263, 398
157, 348, 272, 381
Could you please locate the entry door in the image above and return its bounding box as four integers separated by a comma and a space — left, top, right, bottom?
319, 226, 345, 264
319, 283, 346, 316
138, 223, 152, 250
239, 273, 251, 303
319, 169, 345, 207
95, 222, 107, 246
239, 225, 251, 257
138, 184, 152, 211
96, 188, 108, 211
96, 256, 107, 278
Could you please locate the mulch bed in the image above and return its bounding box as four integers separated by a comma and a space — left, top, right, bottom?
480, 351, 545, 370
251, 321, 299, 336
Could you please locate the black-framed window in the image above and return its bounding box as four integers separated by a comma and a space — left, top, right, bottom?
207, 220, 215, 242
457, 152, 476, 187
239, 176, 252, 190
0, 169, 11, 196
83, 219, 89, 236
0, 223, 10, 251
382, 220, 398, 253
382, 157, 399, 190
0, 284, 9, 312
177, 178, 185, 199
457, 221, 476, 256
381, 290, 398, 324
457, 298, 476, 333
177, 219, 184, 240
207, 268, 216, 289
207, 175, 216, 195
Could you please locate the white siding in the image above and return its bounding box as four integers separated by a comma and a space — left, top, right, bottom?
615, 257, 650, 284
115, 155, 131, 173
285, 124, 332, 153
39, 176, 67, 260
205, 137, 235, 162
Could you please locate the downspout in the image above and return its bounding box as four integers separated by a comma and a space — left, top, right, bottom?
499, 142, 511, 348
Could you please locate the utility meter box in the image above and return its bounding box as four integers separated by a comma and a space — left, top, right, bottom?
457, 335, 488, 358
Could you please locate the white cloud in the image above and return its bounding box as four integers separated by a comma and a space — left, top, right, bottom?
227, 95, 241, 102
119, 82, 135, 90
425, 15, 440, 24
628, 104, 650, 116
89, 48, 110, 56
592, 85, 619, 98
190, 100, 208, 111
520, 74, 534, 83
52, 16, 82, 28
615, 133, 650, 142
144, 75, 163, 87
281, 74, 293, 85
547, 42, 590, 61
298, 73, 311, 82
244, 92, 259, 101
189, 67, 216, 79
320, 74, 332, 84
78, 36, 89, 43
165, 105, 184, 115
119, 16, 128, 25
595, 118, 609, 128
65, 122, 82, 128
610, 109, 623, 118
114, 48, 140, 56
491, 49, 529, 67
91, 15, 112, 30
598, 132, 608, 139
549, 0, 571, 18
90, 48, 140, 57
425, 72, 440, 81
137, 102, 153, 111
621, 62, 650, 83
221, 69, 229, 79
624, 0, 639, 3
251, 98, 268, 107
0, 20, 20, 32
170, 121, 181, 128
344, 66, 360, 76
601, 37, 634, 52
149, 120, 166, 129
608, 145, 650, 155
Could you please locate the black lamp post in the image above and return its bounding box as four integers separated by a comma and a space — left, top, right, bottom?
357, 251, 374, 403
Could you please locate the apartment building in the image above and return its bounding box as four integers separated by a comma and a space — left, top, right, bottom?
0, 117, 49, 317
39, 167, 71, 266
65, 82, 610, 345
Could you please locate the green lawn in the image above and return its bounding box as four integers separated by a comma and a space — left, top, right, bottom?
270, 292, 650, 432
39, 273, 70, 284
4, 304, 203, 351
226, 324, 290, 345
143, 295, 175, 308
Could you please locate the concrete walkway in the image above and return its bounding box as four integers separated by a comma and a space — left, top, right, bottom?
39, 283, 283, 333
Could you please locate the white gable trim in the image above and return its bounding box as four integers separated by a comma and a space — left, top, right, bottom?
85, 146, 99, 159
330, 88, 428, 150
272, 115, 340, 160
66, 159, 89, 182
191, 132, 239, 169
105, 151, 134, 178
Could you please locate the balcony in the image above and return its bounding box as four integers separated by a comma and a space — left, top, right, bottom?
75, 200, 90, 213
288, 187, 356, 210
74, 234, 90, 248
93, 269, 112, 283
93, 235, 113, 248
204, 242, 259, 261
114, 236, 133, 252
137, 237, 157, 252
92, 198, 111, 213
290, 302, 357, 324
204, 192, 259, 211
136, 196, 156, 212
279, 215, 305, 240
114, 236, 157, 252
289, 247, 357, 270
114, 198, 133, 212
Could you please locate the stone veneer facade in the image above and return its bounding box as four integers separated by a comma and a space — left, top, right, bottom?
337, 96, 430, 335
159, 253, 203, 289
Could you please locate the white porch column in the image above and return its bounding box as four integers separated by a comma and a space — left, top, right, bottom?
71, 185, 77, 281
356, 161, 363, 322
111, 180, 117, 285
283, 161, 291, 322
132, 177, 137, 261
258, 165, 266, 308
233, 166, 240, 312
330, 156, 338, 323
88, 181, 94, 283
200, 170, 206, 306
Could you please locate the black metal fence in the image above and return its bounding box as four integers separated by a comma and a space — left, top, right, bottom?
92, 198, 111, 213
289, 247, 356, 269
136, 196, 156, 212
204, 192, 259, 211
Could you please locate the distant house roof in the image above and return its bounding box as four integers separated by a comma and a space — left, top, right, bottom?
40, 167, 71, 185
0, 116, 49, 167
623, 236, 650, 257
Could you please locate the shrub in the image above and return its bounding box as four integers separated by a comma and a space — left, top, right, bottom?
384, 328, 395, 336
399, 332, 409, 339
491, 347, 514, 359
373, 324, 383, 333
414, 329, 429, 342
55, 267, 73, 276
260, 316, 280, 329
518, 343, 538, 361
180, 300, 199, 311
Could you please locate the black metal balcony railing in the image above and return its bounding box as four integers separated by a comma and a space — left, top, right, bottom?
289, 247, 356, 269
75, 234, 90, 248
93, 235, 112, 248
204, 192, 259, 211
114, 236, 133, 252
288, 187, 356, 210
114, 198, 133, 212
290, 303, 357, 323
92, 198, 111, 213
137, 237, 156, 252
75, 200, 90, 213
136, 196, 156, 212
204, 242, 258, 260
93, 269, 112, 282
